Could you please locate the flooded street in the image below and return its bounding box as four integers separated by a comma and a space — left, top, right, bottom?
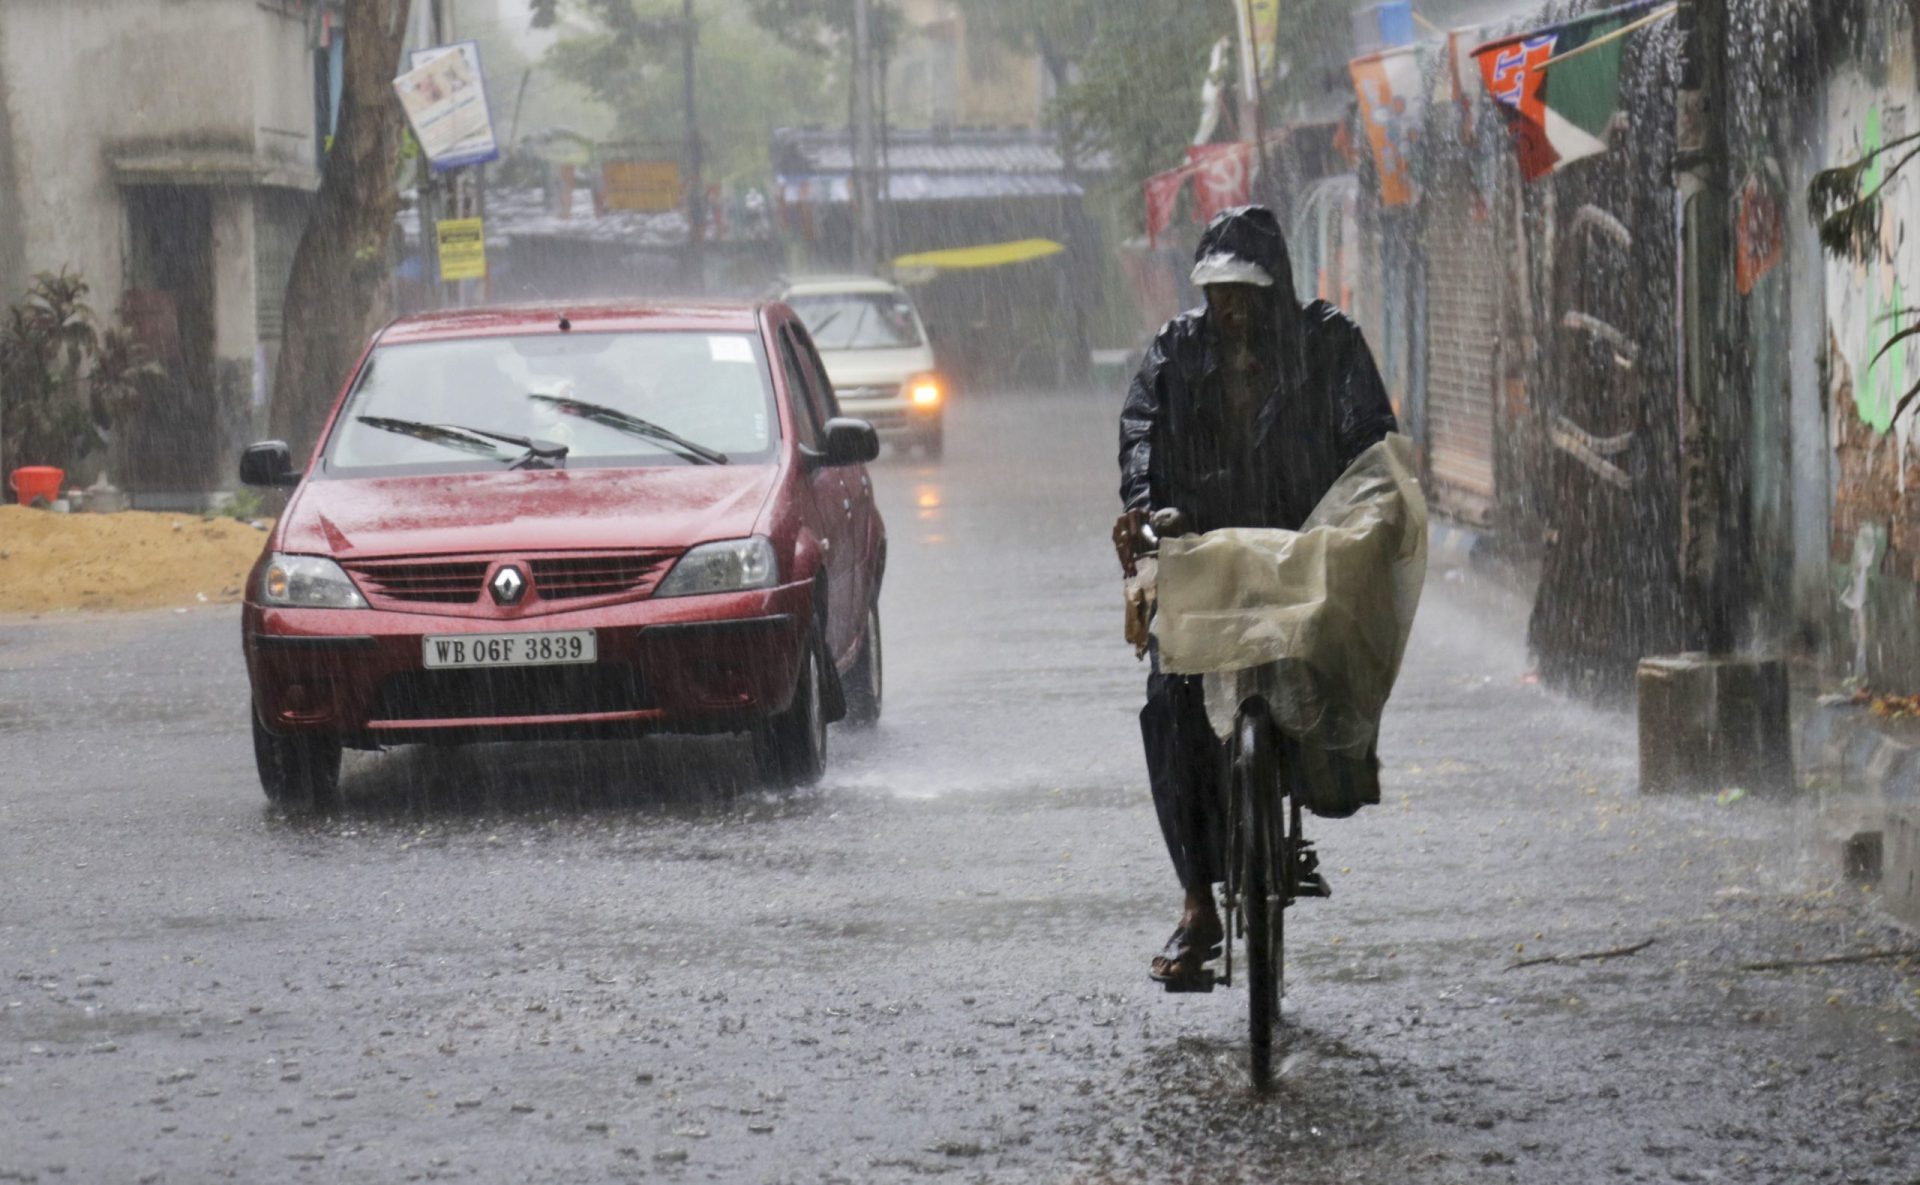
3, 389, 1916, 1183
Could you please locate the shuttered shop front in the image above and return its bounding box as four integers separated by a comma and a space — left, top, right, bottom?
1422, 176, 1500, 524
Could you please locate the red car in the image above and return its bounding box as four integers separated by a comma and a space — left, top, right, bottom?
238, 301, 886, 809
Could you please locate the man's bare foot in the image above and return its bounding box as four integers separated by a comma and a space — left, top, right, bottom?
1150, 886, 1225, 980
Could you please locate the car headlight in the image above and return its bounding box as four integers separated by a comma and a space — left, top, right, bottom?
262, 554, 367, 609
654, 536, 779, 598
905, 372, 943, 408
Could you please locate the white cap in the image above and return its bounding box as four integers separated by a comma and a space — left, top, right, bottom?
1189, 252, 1274, 288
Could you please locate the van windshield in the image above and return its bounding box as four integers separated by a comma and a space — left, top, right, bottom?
788, 292, 924, 351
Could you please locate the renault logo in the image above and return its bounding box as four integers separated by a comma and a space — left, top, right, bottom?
490, 565, 527, 605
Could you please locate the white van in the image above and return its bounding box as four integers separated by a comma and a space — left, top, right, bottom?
778, 276, 946, 459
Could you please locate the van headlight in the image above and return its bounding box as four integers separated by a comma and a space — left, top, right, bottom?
262, 554, 367, 609
654, 537, 779, 598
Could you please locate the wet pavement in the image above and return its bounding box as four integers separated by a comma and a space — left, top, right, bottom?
2, 390, 1917, 1184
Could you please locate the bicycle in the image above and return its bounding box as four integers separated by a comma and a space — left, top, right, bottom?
1221, 702, 1329, 1091
1124, 512, 1335, 1092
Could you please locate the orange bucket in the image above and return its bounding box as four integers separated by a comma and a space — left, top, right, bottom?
9, 466, 64, 506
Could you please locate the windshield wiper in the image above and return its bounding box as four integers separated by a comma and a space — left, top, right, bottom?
527, 395, 728, 465
356, 416, 569, 469
805, 308, 844, 346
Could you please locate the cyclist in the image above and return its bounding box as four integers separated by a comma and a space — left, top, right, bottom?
1117, 205, 1398, 988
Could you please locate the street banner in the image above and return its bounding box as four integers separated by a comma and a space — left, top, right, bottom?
1349, 46, 1425, 207
1471, 0, 1672, 182
395, 41, 500, 171
1144, 165, 1196, 250
1187, 142, 1257, 224
1247, 0, 1281, 84
436, 217, 487, 282
603, 160, 683, 213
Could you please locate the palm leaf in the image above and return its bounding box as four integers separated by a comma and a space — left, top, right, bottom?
1871, 319, 1920, 369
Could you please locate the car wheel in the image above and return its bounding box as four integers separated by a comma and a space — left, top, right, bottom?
252, 709, 342, 813
844, 602, 883, 726
920, 426, 944, 461
753, 634, 828, 787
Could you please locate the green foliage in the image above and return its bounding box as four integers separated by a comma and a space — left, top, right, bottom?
1, 272, 102, 478
1810, 129, 1920, 425
222, 485, 266, 522
0, 271, 162, 480
537, 0, 850, 184
1808, 129, 1920, 263
1052, 1, 1233, 207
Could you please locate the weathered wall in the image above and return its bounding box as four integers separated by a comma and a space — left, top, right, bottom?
1824, 38, 1920, 687
0, 0, 320, 495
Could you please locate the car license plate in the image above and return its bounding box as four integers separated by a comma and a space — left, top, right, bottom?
422, 630, 596, 670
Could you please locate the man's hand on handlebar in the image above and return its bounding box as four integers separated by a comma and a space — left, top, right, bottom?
1114, 507, 1192, 578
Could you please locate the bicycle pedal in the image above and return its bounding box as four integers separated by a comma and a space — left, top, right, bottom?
1295, 871, 1332, 898
1158, 968, 1220, 994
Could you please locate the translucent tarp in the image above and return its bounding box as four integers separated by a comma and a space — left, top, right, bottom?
1152, 434, 1428, 749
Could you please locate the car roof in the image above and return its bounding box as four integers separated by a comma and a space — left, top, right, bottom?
777, 274, 903, 297
378, 300, 767, 345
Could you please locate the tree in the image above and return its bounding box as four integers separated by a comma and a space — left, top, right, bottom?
268, 0, 410, 460
1051, 2, 1230, 208
0, 271, 157, 481
540, 0, 844, 184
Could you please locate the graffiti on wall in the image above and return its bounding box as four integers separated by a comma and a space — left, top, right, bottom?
1827, 71, 1917, 440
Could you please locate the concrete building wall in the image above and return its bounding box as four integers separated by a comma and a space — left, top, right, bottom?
0, 0, 323, 498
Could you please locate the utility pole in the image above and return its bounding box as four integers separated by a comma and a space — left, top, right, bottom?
851, 0, 879, 273
1234, 0, 1271, 184
1637, 0, 1789, 798
1673, 0, 1744, 653
682, 0, 706, 294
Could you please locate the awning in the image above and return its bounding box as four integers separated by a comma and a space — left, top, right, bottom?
891, 239, 1065, 272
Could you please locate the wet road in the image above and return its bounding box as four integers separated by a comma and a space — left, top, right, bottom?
3, 390, 1918, 1184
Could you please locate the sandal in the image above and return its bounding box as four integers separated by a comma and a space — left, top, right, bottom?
1148, 923, 1223, 986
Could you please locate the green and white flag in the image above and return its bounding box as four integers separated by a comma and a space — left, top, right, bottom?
1472, 1, 1674, 181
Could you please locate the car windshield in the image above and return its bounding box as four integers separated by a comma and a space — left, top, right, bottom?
322, 331, 778, 476
788, 292, 924, 351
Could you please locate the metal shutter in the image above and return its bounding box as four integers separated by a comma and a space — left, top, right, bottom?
1423, 173, 1500, 523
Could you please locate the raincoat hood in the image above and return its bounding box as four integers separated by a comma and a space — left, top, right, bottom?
1189, 206, 1301, 313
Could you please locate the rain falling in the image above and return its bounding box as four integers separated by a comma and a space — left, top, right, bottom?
1, 0, 1918, 1181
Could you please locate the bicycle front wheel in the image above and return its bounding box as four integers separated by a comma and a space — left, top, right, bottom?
1234, 708, 1283, 1091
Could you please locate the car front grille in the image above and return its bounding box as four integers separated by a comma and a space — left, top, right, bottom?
834, 386, 897, 402
371, 664, 655, 722
344, 551, 676, 608
346, 559, 490, 604
528, 552, 675, 601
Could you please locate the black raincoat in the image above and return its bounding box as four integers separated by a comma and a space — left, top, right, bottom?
1119, 207, 1397, 531
1121, 206, 1397, 891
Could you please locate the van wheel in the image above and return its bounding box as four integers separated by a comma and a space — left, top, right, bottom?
844, 603, 883, 726
920, 427, 944, 461
753, 635, 828, 786
252, 710, 342, 813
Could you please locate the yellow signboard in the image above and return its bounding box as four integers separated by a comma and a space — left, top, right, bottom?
603, 160, 683, 213
437, 217, 487, 281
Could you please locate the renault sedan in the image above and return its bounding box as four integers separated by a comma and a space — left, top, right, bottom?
239, 302, 885, 809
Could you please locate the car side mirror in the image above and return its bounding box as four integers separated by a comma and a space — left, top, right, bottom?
239, 440, 300, 488
820, 418, 880, 467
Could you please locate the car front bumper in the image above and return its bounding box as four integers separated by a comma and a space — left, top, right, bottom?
243, 580, 814, 746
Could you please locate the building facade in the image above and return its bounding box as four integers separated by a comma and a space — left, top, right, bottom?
0, 0, 337, 502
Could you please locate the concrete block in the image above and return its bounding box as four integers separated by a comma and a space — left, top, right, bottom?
1638, 654, 1794, 796
1886, 808, 1920, 928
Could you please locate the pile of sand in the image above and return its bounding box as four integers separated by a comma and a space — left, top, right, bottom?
0, 506, 270, 614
